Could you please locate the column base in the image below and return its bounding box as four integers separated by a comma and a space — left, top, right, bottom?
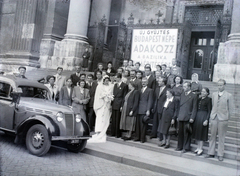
212, 64, 240, 84
64, 34, 88, 43
42, 39, 92, 70
0, 58, 40, 73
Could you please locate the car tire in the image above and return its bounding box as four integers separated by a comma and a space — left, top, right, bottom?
26, 124, 51, 156
67, 139, 87, 153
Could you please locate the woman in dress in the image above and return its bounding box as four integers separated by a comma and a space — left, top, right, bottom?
72, 80, 90, 121
192, 87, 212, 156
120, 81, 140, 140
89, 76, 114, 143
158, 89, 179, 148
171, 76, 183, 100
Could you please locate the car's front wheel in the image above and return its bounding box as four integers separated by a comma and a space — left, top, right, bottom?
67, 139, 87, 153
26, 124, 51, 156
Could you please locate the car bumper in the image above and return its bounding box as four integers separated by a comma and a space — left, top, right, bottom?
51, 136, 91, 141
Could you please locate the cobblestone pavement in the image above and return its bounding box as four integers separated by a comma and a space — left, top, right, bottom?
0, 133, 166, 176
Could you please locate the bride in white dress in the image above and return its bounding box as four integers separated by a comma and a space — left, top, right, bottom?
88, 76, 114, 143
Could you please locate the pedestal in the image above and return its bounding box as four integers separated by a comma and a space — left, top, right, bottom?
212, 34, 240, 84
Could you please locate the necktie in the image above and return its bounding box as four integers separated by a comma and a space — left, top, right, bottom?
159, 87, 163, 97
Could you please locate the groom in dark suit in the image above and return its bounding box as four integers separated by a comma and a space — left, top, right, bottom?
59, 78, 73, 106
134, 77, 153, 143
111, 73, 128, 137
176, 81, 197, 153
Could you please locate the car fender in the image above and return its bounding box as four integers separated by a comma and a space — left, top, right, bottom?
16, 114, 60, 138
76, 119, 90, 136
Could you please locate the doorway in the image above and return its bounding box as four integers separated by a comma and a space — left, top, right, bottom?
187, 32, 215, 81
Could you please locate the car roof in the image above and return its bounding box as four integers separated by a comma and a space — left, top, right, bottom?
0, 74, 48, 90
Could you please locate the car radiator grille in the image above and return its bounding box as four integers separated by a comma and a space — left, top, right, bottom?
65, 114, 74, 135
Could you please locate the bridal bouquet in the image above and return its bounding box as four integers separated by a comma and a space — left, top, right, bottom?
104, 94, 114, 102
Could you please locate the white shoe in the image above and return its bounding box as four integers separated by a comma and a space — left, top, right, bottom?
194, 149, 199, 153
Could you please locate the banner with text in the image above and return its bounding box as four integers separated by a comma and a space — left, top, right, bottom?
131, 28, 178, 70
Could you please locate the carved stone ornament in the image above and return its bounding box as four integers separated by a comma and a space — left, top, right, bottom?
128, 0, 166, 11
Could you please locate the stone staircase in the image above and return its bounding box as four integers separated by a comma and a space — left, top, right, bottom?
25, 69, 240, 161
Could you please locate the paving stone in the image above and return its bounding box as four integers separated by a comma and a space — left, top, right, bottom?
0, 134, 165, 176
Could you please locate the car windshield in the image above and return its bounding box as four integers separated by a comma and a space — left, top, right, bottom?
18, 86, 48, 99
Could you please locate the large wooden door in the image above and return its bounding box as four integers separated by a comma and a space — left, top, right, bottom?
188, 32, 215, 81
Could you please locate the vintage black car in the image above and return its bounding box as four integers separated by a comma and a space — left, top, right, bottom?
0, 75, 90, 156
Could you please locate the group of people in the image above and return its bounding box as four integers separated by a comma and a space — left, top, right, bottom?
16, 58, 234, 161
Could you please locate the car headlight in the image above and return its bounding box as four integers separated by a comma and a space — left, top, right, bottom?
76, 114, 82, 123
56, 112, 64, 122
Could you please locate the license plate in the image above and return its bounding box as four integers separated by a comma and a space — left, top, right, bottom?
70, 139, 79, 144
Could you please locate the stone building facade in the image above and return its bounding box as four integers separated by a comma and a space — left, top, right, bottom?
0, 0, 239, 83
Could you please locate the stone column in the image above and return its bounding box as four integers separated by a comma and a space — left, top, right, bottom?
49, 0, 93, 70
213, 0, 240, 84
2, 0, 41, 71
64, 0, 91, 42
89, 0, 112, 46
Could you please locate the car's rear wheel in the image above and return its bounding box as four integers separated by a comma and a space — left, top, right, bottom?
26, 124, 51, 156
67, 139, 87, 153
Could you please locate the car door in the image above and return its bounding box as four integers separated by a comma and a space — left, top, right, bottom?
0, 82, 15, 131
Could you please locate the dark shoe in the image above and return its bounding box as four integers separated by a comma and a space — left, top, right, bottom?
133, 138, 140, 142
164, 144, 170, 149
181, 149, 187, 153
150, 135, 157, 139
124, 137, 131, 141
140, 140, 145, 143
175, 148, 182, 151
218, 156, 223, 161
205, 154, 215, 158
122, 136, 127, 140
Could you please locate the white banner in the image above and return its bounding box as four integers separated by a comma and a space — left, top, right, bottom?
131, 28, 178, 70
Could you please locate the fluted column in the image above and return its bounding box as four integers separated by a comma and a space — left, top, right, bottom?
213, 0, 240, 84
64, 0, 91, 42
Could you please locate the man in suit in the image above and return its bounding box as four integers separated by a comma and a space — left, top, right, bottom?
134, 77, 153, 143
129, 70, 142, 91
94, 63, 104, 80
16, 66, 27, 79
54, 67, 66, 91
161, 64, 167, 77
150, 76, 167, 139
59, 78, 73, 106
86, 74, 98, 131
205, 79, 234, 161
145, 66, 156, 90
176, 81, 197, 153
171, 58, 182, 77
70, 66, 82, 86
111, 73, 128, 137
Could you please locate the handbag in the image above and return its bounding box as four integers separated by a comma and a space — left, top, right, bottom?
168, 125, 177, 135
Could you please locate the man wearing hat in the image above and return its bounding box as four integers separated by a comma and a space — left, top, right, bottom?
16, 66, 27, 79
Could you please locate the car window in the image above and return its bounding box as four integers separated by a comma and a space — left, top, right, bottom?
0, 82, 11, 97
18, 86, 48, 99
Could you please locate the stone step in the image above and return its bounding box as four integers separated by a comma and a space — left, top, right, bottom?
104, 137, 238, 170
147, 136, 240, 154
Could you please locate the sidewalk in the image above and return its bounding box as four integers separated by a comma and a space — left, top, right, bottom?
84, 137, 239, 176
